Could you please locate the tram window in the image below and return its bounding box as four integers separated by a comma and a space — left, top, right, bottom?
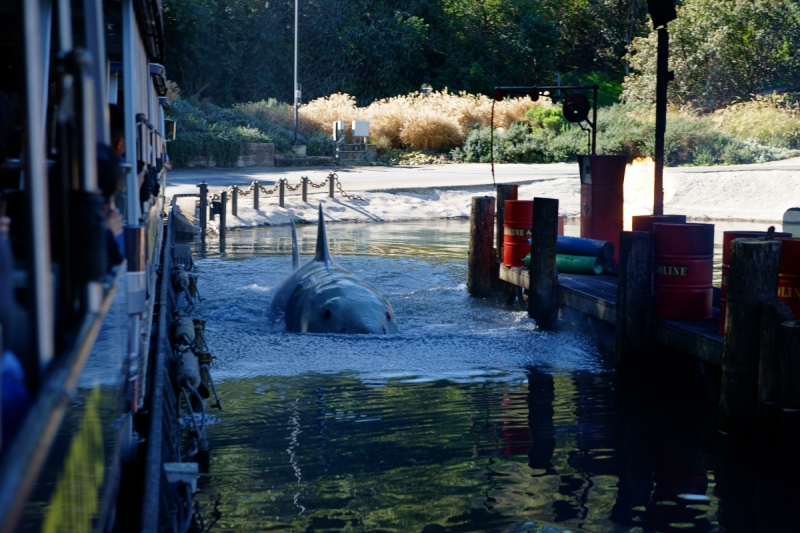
164, 119, 176, 141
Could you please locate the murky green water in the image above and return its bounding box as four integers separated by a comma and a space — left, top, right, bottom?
189, 220, 797, 533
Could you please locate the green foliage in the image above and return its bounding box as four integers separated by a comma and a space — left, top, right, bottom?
526, 106, 566, 134
624, 0, 800, 110
455, 102, 800, 165
166, 99, 281, 167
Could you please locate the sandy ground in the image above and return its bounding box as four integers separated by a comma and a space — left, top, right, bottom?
165, 160, 800, 230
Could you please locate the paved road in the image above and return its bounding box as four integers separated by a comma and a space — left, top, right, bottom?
165, 159, 800, 196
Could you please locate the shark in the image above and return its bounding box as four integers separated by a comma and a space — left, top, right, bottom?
268, 205, 399, 334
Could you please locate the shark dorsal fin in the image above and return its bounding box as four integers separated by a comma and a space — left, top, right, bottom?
291, 219, 299, 270
314, 204, 332, 263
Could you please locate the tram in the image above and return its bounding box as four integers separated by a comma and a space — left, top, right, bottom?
0, 0, 191, 530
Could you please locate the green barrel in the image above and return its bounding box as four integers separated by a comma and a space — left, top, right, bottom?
522, 253, 604, 275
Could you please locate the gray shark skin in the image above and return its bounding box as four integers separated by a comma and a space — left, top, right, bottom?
268, 205, 399, 334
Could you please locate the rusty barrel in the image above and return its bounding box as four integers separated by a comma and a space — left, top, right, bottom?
719, 230, 791, 334
777, 237, 800, 318
654, 223, 715, 320
503, 200, 533, 267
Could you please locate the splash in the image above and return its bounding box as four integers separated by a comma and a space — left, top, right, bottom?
623, 157, 676, 230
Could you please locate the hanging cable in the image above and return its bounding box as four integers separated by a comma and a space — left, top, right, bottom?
490, 98, 496, 187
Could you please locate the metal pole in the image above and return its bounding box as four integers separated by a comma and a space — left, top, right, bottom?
231, 186, 238, 216
122, 0, 140, 223
279, 179, 285, 207
220, 191, 227, 253
293, 0, 299, 144
302, 176, 308, 202
253, 180, 260, 210
592, 86, 598, 155
198, 181, 207, 238
329, 174, 335, 198
23, 0, 55, 373
654, 26, 670, 216
83, 0, 109, 144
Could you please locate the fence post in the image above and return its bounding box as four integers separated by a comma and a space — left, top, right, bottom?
198, 181, 208, 239
720, 238, 782, 436
231, 186, 238, 216
614, 231, 654, 376
302, 177, 308, 202
329, 174, 335, 199
527, 197, 559, 329
253, 180, 260, 210
219, 191, 227, 253
279, 179, 285, 208
467, 196, 496, 297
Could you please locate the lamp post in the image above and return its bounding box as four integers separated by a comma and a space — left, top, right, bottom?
293, 0, 299, 144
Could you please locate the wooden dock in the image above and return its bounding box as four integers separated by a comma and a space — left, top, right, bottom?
499, 264, 724, 365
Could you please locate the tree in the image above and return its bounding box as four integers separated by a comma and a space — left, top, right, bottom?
622, 0, 800, 110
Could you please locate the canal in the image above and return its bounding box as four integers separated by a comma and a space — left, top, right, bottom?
188, 219, 795, 532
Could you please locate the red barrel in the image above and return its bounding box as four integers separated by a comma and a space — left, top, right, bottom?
654, 223, 714, 320
777, 237, 800, 318
632, 214, 687, 233
719, 231, 791, 334
503, 200, 533, 267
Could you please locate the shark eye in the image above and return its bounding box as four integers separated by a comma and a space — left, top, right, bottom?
323, 308, 332, 318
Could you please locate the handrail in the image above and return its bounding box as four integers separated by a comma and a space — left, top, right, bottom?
0, 267, 123, 533
140, 198, 176, 531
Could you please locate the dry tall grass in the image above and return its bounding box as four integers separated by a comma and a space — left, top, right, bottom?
711, 95, 800, 149
297, 89, 542, 151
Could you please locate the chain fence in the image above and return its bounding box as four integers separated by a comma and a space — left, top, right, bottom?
215, 173, 363, 203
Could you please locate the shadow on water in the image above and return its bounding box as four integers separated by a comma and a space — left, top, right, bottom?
188, 220, 799, 532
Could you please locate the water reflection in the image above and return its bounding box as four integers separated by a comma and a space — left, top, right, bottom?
190, 220, 797, 532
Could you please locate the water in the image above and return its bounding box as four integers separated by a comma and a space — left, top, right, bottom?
189, 220, 798, 532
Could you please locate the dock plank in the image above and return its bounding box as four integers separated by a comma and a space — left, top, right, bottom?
498, 264, 723, 365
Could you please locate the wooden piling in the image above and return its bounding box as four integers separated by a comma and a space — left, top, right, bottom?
231, 185, 238, 216
197, 181, 208, 239
720, 238, 782, 435
779, 320, 800, 410
219, 191, 227, 253
527, 197, 559, 329
495, 184, 518, 261
279, 179, 285, 207
614, 231, 654, 375
759, 300, 794, 406
302, 177, 309, 202
467, 196, 496, 298
253, 180, 260, 210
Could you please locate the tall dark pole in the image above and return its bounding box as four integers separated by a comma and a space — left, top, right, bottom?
293, 0, 299, 144
653, 26, 670, 216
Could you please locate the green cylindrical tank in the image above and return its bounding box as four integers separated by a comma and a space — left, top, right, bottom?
522, 253, 604, 275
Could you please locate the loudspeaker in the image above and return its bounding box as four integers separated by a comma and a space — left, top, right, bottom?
646, 0, 677, 28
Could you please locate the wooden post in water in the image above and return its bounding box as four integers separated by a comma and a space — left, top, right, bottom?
302, 177, 309, 202
495, 184, 518, 261
720, 238, 782, 435
219, 191, 227, 253
779, 320, 800, 410
253, 180, 260, 210
759, 300, 793, 407
614, 231, 654, 375
279, 179, 285, 207
467, 196, 495, 298
527, 197, 559, 329
231, 185, 238, 216
198, 181, 208, 239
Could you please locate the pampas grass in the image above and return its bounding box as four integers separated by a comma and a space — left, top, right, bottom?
296, 89, 542, 151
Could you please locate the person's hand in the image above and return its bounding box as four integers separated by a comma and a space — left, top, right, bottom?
164, 161, 172, 170
106, 208, 123, 238
0, 216, 10, 237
